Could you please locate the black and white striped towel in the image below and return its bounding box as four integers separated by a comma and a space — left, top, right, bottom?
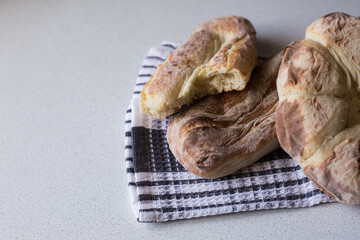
124, 41, 334, 223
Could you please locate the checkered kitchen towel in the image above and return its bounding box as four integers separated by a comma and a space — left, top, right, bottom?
124, 41, 334, 222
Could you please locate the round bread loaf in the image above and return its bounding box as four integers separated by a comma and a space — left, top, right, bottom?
276, 13, 360, 204
140, 16, 257, 119
166, 54, 282, 179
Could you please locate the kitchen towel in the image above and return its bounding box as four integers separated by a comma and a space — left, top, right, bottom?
124, 41, 334, 223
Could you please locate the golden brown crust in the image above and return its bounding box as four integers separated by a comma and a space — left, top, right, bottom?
306, 12, 360, 67
277, 41, 348, 99
197, 17, 257, 72
275, 99, 306, 158
166, 54, 282, 179
146, 30, 216, 95
140, 16, 257, 119
276, 12, 360, 204
304, 136, 360, 204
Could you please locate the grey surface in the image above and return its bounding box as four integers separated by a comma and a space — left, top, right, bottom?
0, 0, 359, 239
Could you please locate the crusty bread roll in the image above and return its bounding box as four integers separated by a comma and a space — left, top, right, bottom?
166, 54, 282, 179
140, 16, 257, 119
276, 13, 360, 204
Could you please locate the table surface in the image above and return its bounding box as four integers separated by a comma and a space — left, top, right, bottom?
1, 0, 360, 239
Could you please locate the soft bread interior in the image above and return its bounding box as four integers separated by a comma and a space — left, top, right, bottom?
178, 36, 251, 100
178, 67, 245, 99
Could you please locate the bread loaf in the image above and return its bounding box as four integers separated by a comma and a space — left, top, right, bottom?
167, 54, 282, 178
140, 16, 257, 119
276, 13, 360, 204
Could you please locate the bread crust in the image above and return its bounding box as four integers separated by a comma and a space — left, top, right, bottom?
166, 54, 282, 179
140, 16, 257, 119
276, 12, 360, 204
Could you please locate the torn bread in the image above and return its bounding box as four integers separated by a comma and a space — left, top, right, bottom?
140, 16, 257, 119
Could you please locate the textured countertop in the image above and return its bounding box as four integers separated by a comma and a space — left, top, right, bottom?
1, 0, 359, 239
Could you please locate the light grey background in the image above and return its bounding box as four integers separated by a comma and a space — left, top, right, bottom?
1, 0, 359, 239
